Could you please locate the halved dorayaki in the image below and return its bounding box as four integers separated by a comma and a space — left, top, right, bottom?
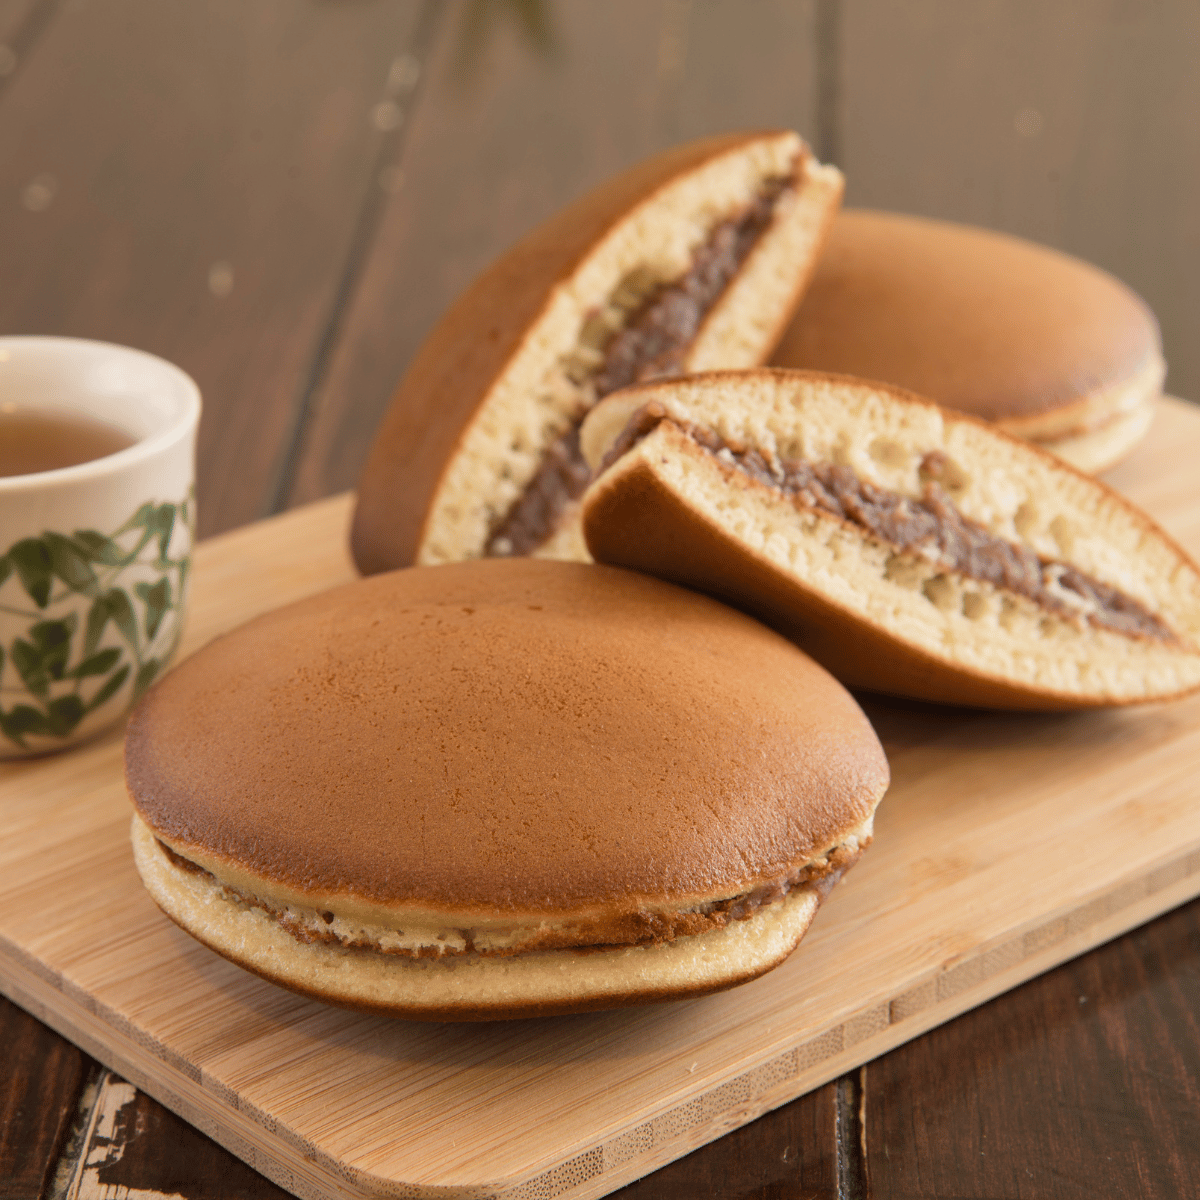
771, 211, 1165, 473
126, 560, 888, 1020
579, 370, 1200, 710
351, 131, 842, 572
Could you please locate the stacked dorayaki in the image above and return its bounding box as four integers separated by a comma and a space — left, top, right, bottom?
126, 132, 1199, 1021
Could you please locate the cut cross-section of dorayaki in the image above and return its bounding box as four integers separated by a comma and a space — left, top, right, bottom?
578, 370, 1200, 709
351, 131, 843, 573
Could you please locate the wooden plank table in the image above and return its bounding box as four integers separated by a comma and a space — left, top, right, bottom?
1, 2, 1198, 1197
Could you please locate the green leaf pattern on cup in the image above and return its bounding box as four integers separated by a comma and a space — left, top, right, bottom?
0, 490, 194, 748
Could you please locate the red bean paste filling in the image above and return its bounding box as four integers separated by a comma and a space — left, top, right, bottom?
484, 172, 797, 557
154, 835, 854, 957
602, 404, 1177, 643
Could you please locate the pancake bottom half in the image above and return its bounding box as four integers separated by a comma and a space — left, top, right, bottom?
133, 814, 864, 1021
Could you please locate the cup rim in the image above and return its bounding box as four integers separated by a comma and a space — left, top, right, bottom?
0, 336, 201, 494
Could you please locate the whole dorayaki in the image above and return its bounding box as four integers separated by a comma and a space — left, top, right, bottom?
126, 559, 889, 1020
772, 210, 1165, 473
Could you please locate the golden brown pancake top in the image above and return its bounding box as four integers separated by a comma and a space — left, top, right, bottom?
125, 560, 888, 918
773, 210, 1161, 421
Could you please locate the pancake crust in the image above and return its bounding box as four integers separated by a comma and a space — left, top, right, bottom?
126, 560, 889, 1018
132, 813, 854, 1021
771, 210, 1165, 472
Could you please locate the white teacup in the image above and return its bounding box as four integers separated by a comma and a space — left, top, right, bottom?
0, 338, 200, 758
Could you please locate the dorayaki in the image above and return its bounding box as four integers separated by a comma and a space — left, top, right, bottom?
126, 560, 889, 1020
772, 210, 1165, 473
352, 131, 843, 571
579, 370, 1200, 709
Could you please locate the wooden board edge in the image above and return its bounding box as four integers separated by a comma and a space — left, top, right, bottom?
545, 855, 1200, 1200
0, 952, 395, 1200
3, 845, 1198, 1200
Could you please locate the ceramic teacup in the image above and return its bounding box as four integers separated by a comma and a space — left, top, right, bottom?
0, 337, 200, 758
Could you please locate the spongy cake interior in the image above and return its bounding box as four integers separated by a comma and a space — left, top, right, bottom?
418, 135, 842, 566
580, 372, 1200, 705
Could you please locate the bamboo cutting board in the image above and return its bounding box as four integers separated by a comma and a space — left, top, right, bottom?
4, 399, 1200, 1200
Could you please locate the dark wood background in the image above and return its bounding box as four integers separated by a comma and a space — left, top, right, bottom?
1, 1, 1198, 1196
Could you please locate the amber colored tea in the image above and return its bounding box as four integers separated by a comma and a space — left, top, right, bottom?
0, 405, 137, 477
